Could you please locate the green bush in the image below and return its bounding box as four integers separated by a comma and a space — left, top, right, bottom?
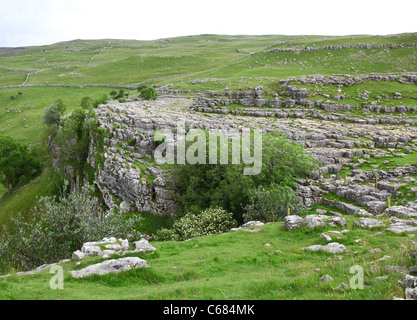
0, 135, 42, 194
92, 94, 109, 108
139, 87, 158, 101
0, 181, 143, 271
43, 104, 61, 126
243, 184, 305, 223
155, 207, 237, 241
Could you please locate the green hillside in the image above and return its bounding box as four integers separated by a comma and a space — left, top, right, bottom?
1, 33, 417, 301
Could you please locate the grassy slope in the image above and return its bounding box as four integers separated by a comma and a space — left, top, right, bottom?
0, 33, 417, 300
0, 214, 414, 300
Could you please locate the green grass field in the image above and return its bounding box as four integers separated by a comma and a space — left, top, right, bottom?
0, 214, 413, 300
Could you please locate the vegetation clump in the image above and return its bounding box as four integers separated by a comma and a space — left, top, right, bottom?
0, 135, 42, 194
155, 207, 236, 241
139, 87, 158, 101
0, 181, 143, 271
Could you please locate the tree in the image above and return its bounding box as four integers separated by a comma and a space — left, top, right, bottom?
0, 135, 42, 194
43, 99, 67, 126
43, 104, 61, 126
169, 131, 317, 223
139, 87, 158, 101
80, 96, 93, 109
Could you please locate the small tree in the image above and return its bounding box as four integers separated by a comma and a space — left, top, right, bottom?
0, 135, 42, 194
43, 104, 61, 126
80, 96, 93, 109
139, 87, 158, 101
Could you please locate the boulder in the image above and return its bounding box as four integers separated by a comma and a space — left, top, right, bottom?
320, 275, 334, 282
133, 239, 157, 252
327, 217, 347, 227
353, 218, 384, 229
305, 215, 326, 229
335, 202, 361, 215
283, 215, 306, 231
242, 221, 265, 228
385, 206, 417, 218
402, 274, 417, 288
72, 250, 86, 260
303, 242, 348, 254
70, 257, 148, 278
387, 223, 417, 234
366, 201, 387, 214
405, 288, 417, 300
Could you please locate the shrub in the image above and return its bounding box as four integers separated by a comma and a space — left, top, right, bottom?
0, 135, 42, 194
80, 96, 93, 109
243, 184, 305, 223
155, 207, 237, 241
139, 87, 158, 101
92, 94, 109, 108
43, 104, 61, 126
0, 181, 143, 271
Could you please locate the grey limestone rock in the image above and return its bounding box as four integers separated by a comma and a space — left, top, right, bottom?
133, 239, 157, 252
70, 257, 148, 278
305, 215, 326, 229
353, 218, 384, 229
303, 242, 348, 254
283, 215, 306, 231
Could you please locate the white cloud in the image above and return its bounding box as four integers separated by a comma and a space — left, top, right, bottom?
0, 0, 416, 47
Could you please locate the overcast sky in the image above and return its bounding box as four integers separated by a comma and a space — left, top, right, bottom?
1, 0, 416, 47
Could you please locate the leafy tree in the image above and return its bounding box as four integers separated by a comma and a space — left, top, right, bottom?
53, 108, 91, 179
169, 131, 317, 222
55, 99, 67, 115
43, 104, 61, 126
43, 99, 67, 126
80, 96, 93, 109
139, 87, 158, 100
0, 135, 42, 194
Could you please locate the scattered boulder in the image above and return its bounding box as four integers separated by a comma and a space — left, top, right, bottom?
334, 283, 349, 291
321, 233, 332, 242
353, 218, 384, 229
305, 215, 326, 229
326, 217, 347, 227
402, 274, 417, 288
385, 206, 417, 218
283, 215, 306, 231
303, 242, 348, 254
242, 221, 265, 228
385, 265, 408, 274
72, 250, 86, 260
405, 288, 417, 300
70, 257, 148, 278
320, 275, 334, 282
133, 239, 157, 253
387, 223, 417, 234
